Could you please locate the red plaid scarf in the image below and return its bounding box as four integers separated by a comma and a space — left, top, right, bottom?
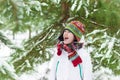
57, 42, 83, 67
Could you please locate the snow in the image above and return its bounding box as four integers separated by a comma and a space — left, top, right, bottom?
26, 6, 31, 16
76, 0, 82, 11
19, 62, 49, 80
0, 43, 19, 80
86, 29, 107, 36
105, 37, 115, 58
93, 67, 120, 80
0, 19, 4, 24
84, 6, 89, 18
98, 39, 109, 52
71, 0, 78, 11
52, 0, 61, 4
0, 59, 19, 80
0, 42, 12, 58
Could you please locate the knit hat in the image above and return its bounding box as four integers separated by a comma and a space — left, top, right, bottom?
58, 21, 85, 42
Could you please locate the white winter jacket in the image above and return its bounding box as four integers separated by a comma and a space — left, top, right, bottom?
49, 48, 92, 80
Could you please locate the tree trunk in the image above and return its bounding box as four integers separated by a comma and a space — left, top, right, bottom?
60, 1, 70, 23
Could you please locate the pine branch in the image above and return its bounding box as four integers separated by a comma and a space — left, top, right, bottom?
72, 15, 109, 28
80, 16, 108, 27
0, 32, 12, 46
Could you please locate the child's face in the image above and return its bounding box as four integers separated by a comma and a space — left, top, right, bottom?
63, 30, 74, 44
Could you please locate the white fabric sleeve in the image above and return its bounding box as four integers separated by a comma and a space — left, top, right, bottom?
81, 49, 93, 80
48, 54, 58, 80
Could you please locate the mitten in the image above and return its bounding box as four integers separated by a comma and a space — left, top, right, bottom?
57, 42, 64, 56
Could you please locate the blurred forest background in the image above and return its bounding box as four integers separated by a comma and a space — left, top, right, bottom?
0, 0, 120, 80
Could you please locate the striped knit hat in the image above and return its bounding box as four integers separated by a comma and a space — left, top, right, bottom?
58, 21, 85, 42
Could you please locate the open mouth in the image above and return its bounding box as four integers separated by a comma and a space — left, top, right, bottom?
64, 37, 69, 40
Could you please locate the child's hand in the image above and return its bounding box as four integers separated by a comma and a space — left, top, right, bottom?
57, 41, 64, 56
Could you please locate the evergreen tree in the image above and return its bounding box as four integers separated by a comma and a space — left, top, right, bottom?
0, 0, 120, 79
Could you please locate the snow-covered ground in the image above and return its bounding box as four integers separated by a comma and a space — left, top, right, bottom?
93, 67, 120, 80
19, 62, 50, 80
0, 31, 120, 80
0, 42, 12, 58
